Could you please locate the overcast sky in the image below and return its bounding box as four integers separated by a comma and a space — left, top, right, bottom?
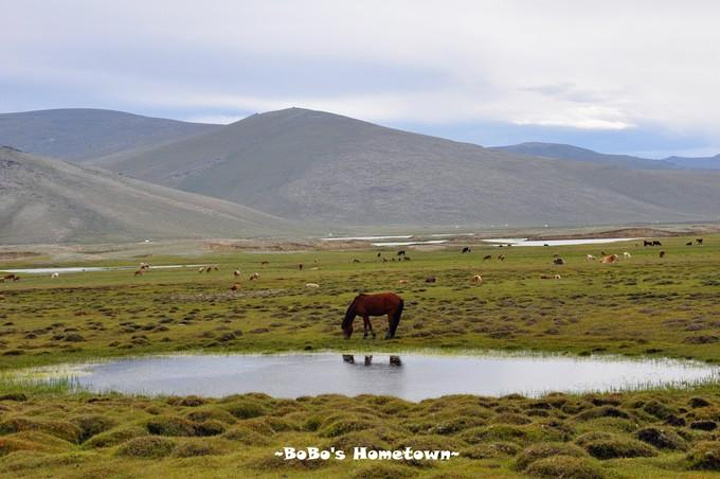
2, 0, 719, 157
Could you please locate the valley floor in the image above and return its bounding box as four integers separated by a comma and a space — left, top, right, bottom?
1, 232, 719, 478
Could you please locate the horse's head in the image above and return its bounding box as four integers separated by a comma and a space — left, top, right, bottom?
342, 295, 360, 338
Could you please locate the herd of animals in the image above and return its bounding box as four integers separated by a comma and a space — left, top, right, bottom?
0, 236, 708, 337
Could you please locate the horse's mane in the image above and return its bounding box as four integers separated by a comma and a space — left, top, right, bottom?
342, 294, 364, 329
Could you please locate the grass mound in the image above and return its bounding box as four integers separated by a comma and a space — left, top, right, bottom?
351, 462, 415, 479
687, 441, 720, 471
172, 441, 222, 457
0, 416, 83, 443
72, 414, 118, 442
116, 436, 175, 458
578, 433, 657, 460
635, 426, 686, 450
516, 442, 588, 471
525, 455, 607, 479
84, 426, 148, 448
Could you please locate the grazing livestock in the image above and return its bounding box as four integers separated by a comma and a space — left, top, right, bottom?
540, 274, 561, 280
396, 250, 406, 257
471, 275, 483, 284
377, 252, 382, 258
402, 256, 411, 261
686, 242, 693, 246
462, 247, 471, 254
623, 252, 632, 259
553, 257, 565, 265
398, 279, 408, 284
3, 274, 20, 282
198, 267, 205, 273
697, 238, 704, 246
498, 254, 506, 261
260, 261, 269, 267
139, 262, 150, 270
233, 270, 241, 278
249, 272, 260, 281
425, 276, 436, 283
483, 255, 492, 261
382, 257, 389, 263
643, 240, 652, 247
586, 254, 596, 262
230, 284, 239, 292
342, 292, 404, 339
653, 240, 662, 246
305, 283, 320, 288
353, 259, 361, 263
134, 270, 143, 276
659, 250, 666, 258
601, 254, 618, 264
50, 273, 59, 279
298, 263, 303, 270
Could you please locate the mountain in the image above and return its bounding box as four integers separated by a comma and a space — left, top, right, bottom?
491, 142, 720, 170
0, 109, 219, 161
665, 154, 720, 171
89, 108, 720, 228
490, 142, 678, 170
0, 146, 297, 244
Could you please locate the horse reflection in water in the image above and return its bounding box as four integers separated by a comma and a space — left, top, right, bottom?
342, 355, 402, 366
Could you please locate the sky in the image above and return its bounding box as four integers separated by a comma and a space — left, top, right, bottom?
2, 0, 719, 158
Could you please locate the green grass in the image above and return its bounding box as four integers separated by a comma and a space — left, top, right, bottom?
0, 233, 719, 477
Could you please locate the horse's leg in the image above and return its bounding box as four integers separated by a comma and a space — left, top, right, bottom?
362, 316, 370, 339
368, 317, 376, 339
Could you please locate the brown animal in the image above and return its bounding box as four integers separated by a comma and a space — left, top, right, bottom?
298, 263, 303, 270
659, 250, 666, 258
134, 270, 143, 276
471, 274, 483, 284
498, 254, 506, 261
230, 284, 239, 292
214, 265, 219, 272
353, 259, 360, 263
601, 254, 618, 264
249, 272, 260, 281
233, 270, 241, 278
686, 241, 693, 246
696, 238, 704, 246
483, 255, 492, 261
260, 261, 269, 266
553, 257, 565, 265
402, 256, 411, 261
425, 276, 436, 283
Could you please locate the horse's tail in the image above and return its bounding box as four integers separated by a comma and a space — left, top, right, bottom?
388, 298, 404, 338
342, 295, 361, 330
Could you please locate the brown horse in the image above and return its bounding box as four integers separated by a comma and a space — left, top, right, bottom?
342, 292, 404, 340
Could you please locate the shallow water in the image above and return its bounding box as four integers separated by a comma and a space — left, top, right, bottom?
3, 264, 204, 275
482, 237, 638, 247
30, 353, 719, 401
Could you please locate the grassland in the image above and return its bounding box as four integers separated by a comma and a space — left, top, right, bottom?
0, 234, 719, 478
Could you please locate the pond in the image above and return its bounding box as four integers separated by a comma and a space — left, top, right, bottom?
482, 237, 638, 247
26, 353, 719, 401
2, 264, 204, 275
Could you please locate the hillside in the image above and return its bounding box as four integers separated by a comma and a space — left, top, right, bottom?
89, 108, 720, 228
0, 109, 219, 161
492, 142, 720, 170
0, 147, 297, 244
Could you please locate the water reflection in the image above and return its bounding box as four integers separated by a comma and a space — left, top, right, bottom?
342, 355, 402, 366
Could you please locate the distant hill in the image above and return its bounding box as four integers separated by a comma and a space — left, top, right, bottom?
0, 109, 219, 161
0, 147, 297, 244
491, 142, 720, 170
89, 108, 720, 227
665, 154, 720, 170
